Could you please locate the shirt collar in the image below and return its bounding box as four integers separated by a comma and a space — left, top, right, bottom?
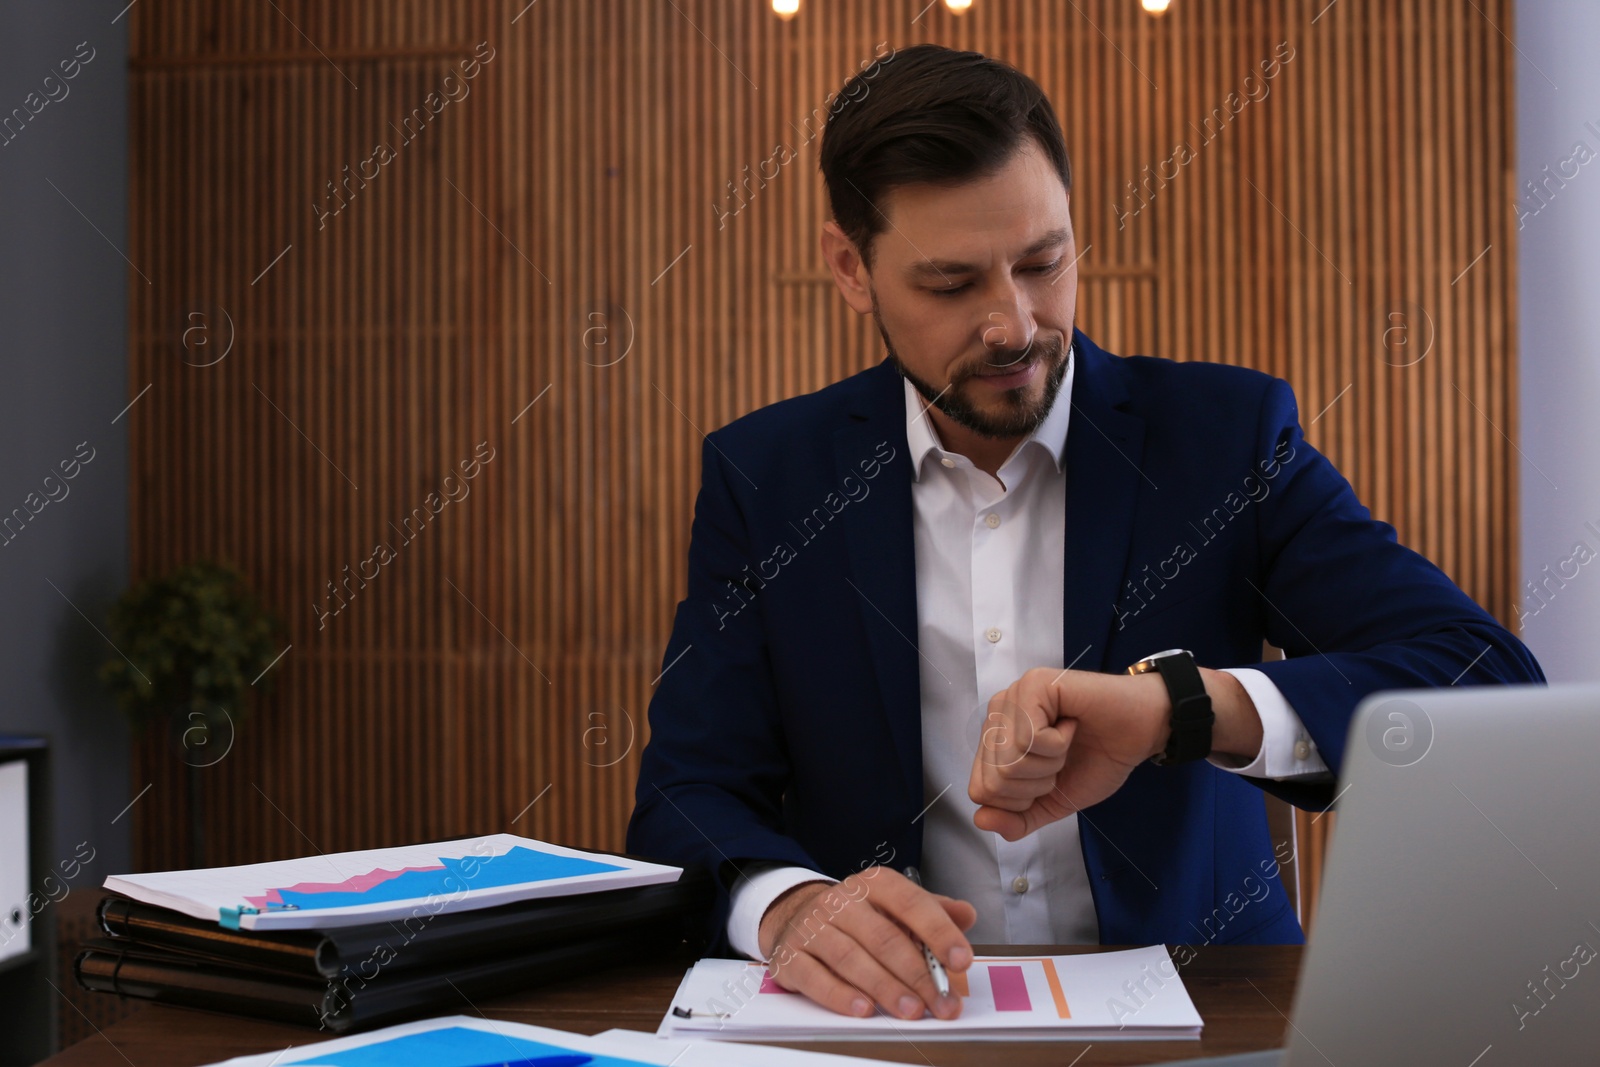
902, 344, 1075, 482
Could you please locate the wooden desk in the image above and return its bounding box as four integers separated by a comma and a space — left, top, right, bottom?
41, 945, 1298, 1066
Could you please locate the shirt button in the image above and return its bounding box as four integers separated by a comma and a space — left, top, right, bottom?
986, 627, 1002, 643
1294, 740, 1313, 761
1012, 876, 1030, 894
940, 457, 956, 468
985, 513, 1001, 528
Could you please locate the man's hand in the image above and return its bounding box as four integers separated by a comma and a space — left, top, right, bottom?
968, 666, 1263, 841
758, 867, 975, 1020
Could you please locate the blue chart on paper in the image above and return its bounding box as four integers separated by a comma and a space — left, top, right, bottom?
284, 1025, 652, 1066
247, 846, 627, 912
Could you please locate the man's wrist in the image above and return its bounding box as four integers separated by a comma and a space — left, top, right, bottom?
1127, 670, 1174, 760
731, 865, 836, 961
1130, 666, 1262, 762
757, 878, 832, 958
1199, 666, 1263, 760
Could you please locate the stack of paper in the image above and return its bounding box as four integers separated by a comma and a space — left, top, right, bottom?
84, 836, 698, 1031
659, 945, 1203, 1041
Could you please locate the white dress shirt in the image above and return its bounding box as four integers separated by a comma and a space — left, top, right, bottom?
727, 347, 1329, 958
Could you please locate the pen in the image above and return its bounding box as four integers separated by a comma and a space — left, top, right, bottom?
902, 865, 951, 999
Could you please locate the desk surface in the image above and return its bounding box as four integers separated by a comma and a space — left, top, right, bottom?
41, 944, 1298, 1066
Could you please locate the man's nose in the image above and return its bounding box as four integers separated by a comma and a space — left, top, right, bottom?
982, 297, 1036, 358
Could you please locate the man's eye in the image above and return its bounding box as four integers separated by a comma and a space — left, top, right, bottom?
929, 259, 1063, 296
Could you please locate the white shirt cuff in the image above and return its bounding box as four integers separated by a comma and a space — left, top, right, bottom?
1210, 667, 1331, 779
727, 864, 838, 961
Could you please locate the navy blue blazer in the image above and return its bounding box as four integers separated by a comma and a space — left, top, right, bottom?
627, 329, 1544, 954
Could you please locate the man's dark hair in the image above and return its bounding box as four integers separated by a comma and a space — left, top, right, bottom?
818, 43, 1072, 273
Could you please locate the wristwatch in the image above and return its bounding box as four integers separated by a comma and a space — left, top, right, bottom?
1126, 648, 1214, 765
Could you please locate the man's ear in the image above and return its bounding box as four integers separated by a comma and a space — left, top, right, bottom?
820, 222, 874, 316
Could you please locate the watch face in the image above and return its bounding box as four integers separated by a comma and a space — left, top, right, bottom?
1129, 648, 1192, 674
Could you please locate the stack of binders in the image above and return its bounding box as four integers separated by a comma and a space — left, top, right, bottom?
73, 837, 712, 1033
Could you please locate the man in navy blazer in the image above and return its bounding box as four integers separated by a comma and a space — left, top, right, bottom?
627, 44, 1542, 1021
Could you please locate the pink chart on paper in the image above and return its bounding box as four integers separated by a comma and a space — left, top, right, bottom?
239, 846, 625, 911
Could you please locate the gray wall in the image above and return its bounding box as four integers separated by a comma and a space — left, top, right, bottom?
1516, 0, 1600, 682
0, 2, 131, 881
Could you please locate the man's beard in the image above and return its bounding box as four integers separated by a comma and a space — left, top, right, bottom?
871, 293, 1071, 440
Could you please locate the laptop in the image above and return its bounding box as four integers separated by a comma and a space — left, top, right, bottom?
1169, 683, 1599, 1065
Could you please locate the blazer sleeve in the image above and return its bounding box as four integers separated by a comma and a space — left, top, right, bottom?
1244, 376, 1545, 810
626, 433, 822, 952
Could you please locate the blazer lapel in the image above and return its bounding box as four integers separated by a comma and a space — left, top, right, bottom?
1061, 333, 1148, 674
834, 362, 924, 802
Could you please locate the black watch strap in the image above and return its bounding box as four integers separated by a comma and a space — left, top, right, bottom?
1143, 652, 1215, 764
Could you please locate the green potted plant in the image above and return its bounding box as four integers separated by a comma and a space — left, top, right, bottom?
99, 560, 282, 867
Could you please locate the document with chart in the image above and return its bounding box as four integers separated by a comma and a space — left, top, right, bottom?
102, 833, 680, 930
659, 946, 1203, 1041
200, 1015, 891, 1066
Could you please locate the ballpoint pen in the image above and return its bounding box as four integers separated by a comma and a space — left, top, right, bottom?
902, 865, 951, 999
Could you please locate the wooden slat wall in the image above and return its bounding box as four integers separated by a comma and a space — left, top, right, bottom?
126, 0, 1520, 934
